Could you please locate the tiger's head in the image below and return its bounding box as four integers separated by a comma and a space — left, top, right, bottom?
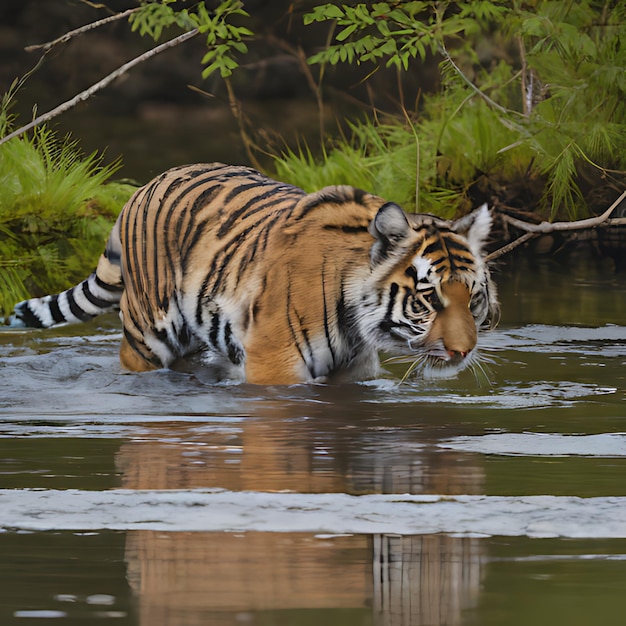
358, 202, 499, 379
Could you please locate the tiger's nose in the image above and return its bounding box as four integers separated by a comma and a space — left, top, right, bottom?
446, 349, 469, 364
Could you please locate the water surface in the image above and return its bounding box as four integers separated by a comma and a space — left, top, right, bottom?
1, 258, 625, 625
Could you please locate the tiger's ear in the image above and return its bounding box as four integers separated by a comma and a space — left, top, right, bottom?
369, 202, 411, 265
451, 203, 492, 253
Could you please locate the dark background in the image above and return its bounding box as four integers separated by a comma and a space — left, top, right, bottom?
1, 0, 438, 180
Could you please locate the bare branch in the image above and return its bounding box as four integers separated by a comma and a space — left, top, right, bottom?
486, 190, 626, 262
24, 8, 139, 53
438, 45, 515, 117
224, 78, 263, 172
501, 189, 626, 234
0, 29, 199, 147
266, 34, 326, 144
486, 232, 535, 262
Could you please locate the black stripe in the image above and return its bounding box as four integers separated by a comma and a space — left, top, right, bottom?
378, 282, 401, 334
104, 247, 121, 264
322, 224, 369, 234
335, 291, 350, 331
165, 175, 223, 261
299, 326, 315, 377
385, 283, 399, 319
122, 187, 142, 308
404, 265, 418, 283
429, 255, 447, 267
197, 212, 282, 320
285, 283, 316, 378
321, 266, 336, 368
179, 320, 193, 348
224, 321, 243, 365
209, 312, 220, 348
66, 290, 94, 322
95, 274, 123, 293
234, 213, 283, 286
450, 261, 474, 272
82, 280, 116, 309
401, 286, 412, 313
196, 243, 240, 324
217, 186, 288, 238
180, 185, 223, 256
442, 237, 471, 253
49, 295, 66, 324
15, 303, 45, 328
421, 241, 443, 257
123, 327, 162, 368
294, 187, 363, 218
152, 327, 176, 357
146, 177, 165, 312
352, 187, 367, 204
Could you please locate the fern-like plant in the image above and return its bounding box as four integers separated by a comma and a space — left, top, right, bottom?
302, 0, 626, 220
0, 92, 135, 316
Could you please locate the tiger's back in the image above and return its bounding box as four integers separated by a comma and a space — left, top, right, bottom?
12, 163, 500, 384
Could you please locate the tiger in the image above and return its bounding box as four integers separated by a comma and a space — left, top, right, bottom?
10, 163, 499, 384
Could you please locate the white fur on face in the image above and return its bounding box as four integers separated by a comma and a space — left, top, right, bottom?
412, 255, 432, 280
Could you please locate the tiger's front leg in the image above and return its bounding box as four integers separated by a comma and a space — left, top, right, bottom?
241, 301, 321, 384
117, 293, 174, 372
119, 334, 160, 372
243, 335, 309, 385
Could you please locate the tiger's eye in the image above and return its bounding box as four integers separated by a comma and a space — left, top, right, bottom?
423, 289, 443, 312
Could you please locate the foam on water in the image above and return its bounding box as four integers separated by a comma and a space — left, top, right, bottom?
1, 489, 625, 538
439, 432, 626, 457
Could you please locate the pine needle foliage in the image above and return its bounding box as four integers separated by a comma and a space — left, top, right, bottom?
295, 0, 626, 220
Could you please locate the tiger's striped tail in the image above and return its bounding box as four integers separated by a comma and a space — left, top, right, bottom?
10, 240, 124, 329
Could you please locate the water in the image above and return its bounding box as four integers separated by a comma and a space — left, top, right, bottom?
1, 258, 625, 625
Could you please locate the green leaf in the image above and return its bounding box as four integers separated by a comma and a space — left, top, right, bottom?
336, 23, 359, 41
376, 19, 391, 36
304, 4, 344, 23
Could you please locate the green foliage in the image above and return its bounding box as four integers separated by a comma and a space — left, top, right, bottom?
273, 116, 462, 219
129, 0, 195, 39
304, 2, 508, 69
124, 0, 626, 219
130, 0, 253, 78
0, 98, 135, 316
303, 0, 626, 220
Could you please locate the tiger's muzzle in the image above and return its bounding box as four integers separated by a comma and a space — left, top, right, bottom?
426, 280, 477, 365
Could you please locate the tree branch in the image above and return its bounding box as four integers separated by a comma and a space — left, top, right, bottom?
485, 232, 535, 262
485, 189, 626, 262
0, 29, 199, 147
24, 8, 139, 53
438, 45, 515, 117
501, 189, 626, 234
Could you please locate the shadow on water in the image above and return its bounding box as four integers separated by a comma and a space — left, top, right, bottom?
1, 260, 625, 625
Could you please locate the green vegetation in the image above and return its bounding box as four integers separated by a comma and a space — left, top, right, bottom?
129, 0, 253, 78
281, 1, 626, 220
2, 1, 624, 313
0, 93, 135, 316
127, 0, 626, 221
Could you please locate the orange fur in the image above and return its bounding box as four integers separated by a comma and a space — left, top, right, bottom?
12, 164, 499, 383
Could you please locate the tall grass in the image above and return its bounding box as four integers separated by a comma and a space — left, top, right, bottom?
271, 96, 533, 221
0, 100, 135, 316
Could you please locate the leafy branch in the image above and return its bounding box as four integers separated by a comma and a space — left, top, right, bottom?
1, 0, 256, 147
302, 0, 626, 221
129, 0, 253, 79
